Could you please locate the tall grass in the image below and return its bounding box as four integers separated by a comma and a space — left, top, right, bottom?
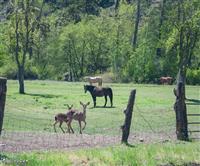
1, 142, 200, 166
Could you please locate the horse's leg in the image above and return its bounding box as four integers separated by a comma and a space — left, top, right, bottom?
107, 89, 113, 107
104, 95, 107, 107
93, 96, 96, 107
99, 79, 102, 86
98, 80, 102, 86
109, 95, 113, 107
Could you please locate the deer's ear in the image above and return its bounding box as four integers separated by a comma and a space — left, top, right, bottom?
71, 104, 73, 108
66, 104, 70, 109
80, 101, 83, 105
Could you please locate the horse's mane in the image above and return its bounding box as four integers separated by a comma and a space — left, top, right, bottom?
85, 85, 96, 91
85, 85, 95, 88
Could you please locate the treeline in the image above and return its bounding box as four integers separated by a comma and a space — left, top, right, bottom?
0, 0, 200, 89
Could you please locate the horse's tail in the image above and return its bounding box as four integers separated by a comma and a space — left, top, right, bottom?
108, 88, 113, 107
55, 116, 57, 121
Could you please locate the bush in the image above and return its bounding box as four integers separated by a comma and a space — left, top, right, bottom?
24, 65, 38, 80
101, 72, 117, 83
0, 63, 17, 79
0, 62, 39, 80
186, 68, 200, 85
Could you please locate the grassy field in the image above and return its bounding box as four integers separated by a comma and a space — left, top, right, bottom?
1, 142, 200, 166
0, 80, 200, 165
3, 80, 199, 135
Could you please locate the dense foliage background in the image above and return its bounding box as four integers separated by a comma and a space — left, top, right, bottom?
0, 0, 200, 85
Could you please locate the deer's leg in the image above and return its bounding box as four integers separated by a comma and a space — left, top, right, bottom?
69, 124, 74, 134
59, 122, 65, 133
82, 120, 87, 130
104, 95, 107, 107
66, 118, 70, 133
79, 121, 82, 134
66, 121, 71, 133
53, 121, 58, 132
68, 120, 74, 134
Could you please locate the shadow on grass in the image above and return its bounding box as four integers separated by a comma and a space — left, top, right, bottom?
121, 142, 135, 148
25, 93, 61, 98
186, 98, 200, 105
159, 162, 200, 166
89, 106, 116, 109
125, 143, 135, 148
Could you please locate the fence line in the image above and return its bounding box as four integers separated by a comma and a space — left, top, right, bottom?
1, 99, 180, 152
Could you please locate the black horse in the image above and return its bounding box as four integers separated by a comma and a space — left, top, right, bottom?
84, 85, 113, 108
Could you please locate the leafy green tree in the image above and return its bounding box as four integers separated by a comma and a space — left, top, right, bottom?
164, 0, 200, 86
7, 0, 44, 93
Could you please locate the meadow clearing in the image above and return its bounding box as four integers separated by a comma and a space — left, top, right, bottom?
0, 80, 199, 165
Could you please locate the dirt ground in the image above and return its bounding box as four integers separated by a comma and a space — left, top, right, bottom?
0, 131, 176, 153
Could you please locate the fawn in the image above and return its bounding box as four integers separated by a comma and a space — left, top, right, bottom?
67, 101, 90, 134
53, 104, 75, 133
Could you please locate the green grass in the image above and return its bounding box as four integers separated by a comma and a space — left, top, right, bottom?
1, 80, 200, 165
1, 142, 200, 166
3, 80, 200, 135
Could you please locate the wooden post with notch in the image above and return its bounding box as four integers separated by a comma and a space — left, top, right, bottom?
121, 89, 136, 144
0, 77, 7, 135
173, 82, 188, 141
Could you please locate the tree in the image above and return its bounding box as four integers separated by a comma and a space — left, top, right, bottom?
132, 0, 141, 47
8, 0, 43, 93
165, 0, 200, 93
156, 0, 166, 57
169, 0, 200, 140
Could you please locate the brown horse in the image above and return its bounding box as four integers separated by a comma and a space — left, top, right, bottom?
84, 85, 113, 108
160, 77, 173, 85
84, 76, 102, 86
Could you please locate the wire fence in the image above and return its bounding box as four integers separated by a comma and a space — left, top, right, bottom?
0, 101, 181, 153
186, 102, 200, 140
1, 93, 200, 154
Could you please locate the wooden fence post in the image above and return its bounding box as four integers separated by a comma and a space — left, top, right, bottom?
0, 77, 7, 135
121, 89, 136, 144
173, 82, 188, 141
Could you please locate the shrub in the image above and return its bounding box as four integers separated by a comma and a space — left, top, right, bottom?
186, 68, 200, 85
0, 62, 39, 80
24, 65, 38, 80
0, 63, 17, 79
101, 72, 117, 83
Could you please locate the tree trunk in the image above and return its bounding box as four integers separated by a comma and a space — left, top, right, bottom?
174, 81, 188, 141
18, 65, 25, 94
132, 0, 140, 47
121, 89, 136, 144
0, 77, 7, 135
156, 0, 166, 57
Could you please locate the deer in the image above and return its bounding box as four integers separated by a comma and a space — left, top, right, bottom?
53, 104, 75, 133
67, 101, 90, 134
